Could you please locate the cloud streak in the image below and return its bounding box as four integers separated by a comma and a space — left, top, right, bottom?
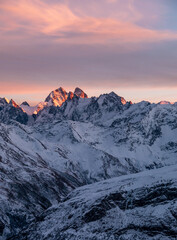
1, 0, 177, 45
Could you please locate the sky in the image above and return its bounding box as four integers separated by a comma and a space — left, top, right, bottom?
1, 0, 177, 105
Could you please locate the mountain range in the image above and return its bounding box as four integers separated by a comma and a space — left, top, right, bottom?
0, 87, 176, 240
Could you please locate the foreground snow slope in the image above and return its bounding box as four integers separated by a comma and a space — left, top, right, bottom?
11, 164, 177, 240
0, 123, 82, 240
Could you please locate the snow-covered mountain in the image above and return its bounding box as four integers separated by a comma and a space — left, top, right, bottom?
36, 89, 131, 124
0, 88, 177, 239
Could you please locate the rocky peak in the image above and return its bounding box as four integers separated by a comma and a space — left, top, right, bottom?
74, 87, 88, 98
109, 92, 127, 105
9, 99, 20, 108
21, 101, 30, 106
0, 98, 29, 124
120, 97, 127, 105
0, 97, 9, 105
45, 87, 68, 107
98, 92, 127, 107
44, 87, 88, 108
68, 91, 74, 100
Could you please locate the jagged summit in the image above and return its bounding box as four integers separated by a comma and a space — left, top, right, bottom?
11, 87, 89, 116
44, 87, 88, 107
21, 101, 30, 106
0, 98, 28, 124
0, 97, 9, 105
97, 91, 127, 107
45, 87, 68, 107
9, 99, 19, 108
74, 87, 88, 98
68, 91, 74, 100
109, 91, 127, 105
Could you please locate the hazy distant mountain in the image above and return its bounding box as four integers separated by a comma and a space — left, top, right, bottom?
0, 88, 177, 239
21, 101, 30, 106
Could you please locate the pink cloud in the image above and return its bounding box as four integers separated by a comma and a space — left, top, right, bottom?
1, 0, 177, 45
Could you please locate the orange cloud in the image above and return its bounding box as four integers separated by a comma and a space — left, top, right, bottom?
1, 0, 177, 45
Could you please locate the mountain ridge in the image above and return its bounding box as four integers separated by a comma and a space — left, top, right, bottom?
2, 87, 176, 118
0, 87, 177, 239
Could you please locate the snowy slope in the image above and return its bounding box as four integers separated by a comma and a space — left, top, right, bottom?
11, 164, 177, 240
0, 123, 82, 239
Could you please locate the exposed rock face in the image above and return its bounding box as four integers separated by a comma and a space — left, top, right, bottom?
0, 98, 28, 124
0, 97, 9, 105
45, 87, 68, 107
36, 91, 131, 124
45, 87, 88, 107
21, 101, 30, 106
17, 87, 88, 115
68, 91, 74, 100
9, 99, 19, 108
74, 87, 88, 98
